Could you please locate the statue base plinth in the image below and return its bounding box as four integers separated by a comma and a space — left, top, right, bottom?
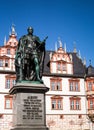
11, 126, 49, 130
9, 82, 49, 130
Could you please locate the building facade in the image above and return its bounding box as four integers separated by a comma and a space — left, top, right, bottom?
0, 26, 94, 130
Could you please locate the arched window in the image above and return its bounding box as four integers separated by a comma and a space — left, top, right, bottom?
7, 49, 10, 55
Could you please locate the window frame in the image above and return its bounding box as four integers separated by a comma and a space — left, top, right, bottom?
0, 59, 3, 67
57, 61, 67, 73
86, 79, 94, 91
5, 75, 16, 89
0, 58, 9, 67
4, 95, 13, 109
51, 96, 63, 110
7, 48, 10, 55
70, 97, 81, 110
69, 79, 80, 92
6, 79, 10, 89
88, 98, 94, 109
5, 59, 9, 67
50, 78, 62, 91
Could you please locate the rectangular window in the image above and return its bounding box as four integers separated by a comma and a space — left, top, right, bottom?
90, 99, 93, 109
57, 63, 61, 70
50, 79, 62, 91
6, 99, 10, 108
5, 97, 12, 109
57, 62, 67, 73
57, 82, 61, 90
70, 82, 74, 91
88, 98, 94, 109
51, 97, 63, 110
6, 79, 10, 89
7, 49, 10, 55
70, 98, 81, 110
70, 100, 74, 110
88, 82, 92, 91
5, 60, 9, 67
0, 59, 3, 67
69, 80, 80, 92
76, 100, 80, 110
5, 76, 16, 89
57, 100, 62, 109
12, 79, 16, 86
51, 82, 55, 91
52, 100, 56, 109
75, 82, 79, 91
62, 64, 66, 71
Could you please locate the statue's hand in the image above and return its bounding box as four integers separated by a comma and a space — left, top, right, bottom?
43, 36, 48, 43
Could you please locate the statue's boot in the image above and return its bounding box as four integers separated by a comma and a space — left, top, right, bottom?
36, 76, 43, 83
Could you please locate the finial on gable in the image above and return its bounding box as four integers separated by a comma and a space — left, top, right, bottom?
78, 50, 81, 59
73, 41, 77, 53
69, 54, 72, 62
9, 24, 17, 37
89, 59, 91, 65
55, 42, 58, 52
4, 36, 6, 45
49, 52, 52, 60
58, 37, 62, 48
83, 57, 86, 66
64, 43, 66, 52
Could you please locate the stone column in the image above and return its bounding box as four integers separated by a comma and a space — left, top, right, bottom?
9, 83, 49, 130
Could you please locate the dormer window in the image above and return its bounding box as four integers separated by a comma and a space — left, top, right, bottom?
50, 46, 73, 74
57, 62, 67, 73
7, 49, 10, 55
57, 63, 61, 70
62, 64, 66, 71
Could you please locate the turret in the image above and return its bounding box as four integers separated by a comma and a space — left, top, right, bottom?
9, 24, 17, 38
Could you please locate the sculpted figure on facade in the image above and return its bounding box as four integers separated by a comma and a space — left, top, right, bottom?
15, 27, 48, 83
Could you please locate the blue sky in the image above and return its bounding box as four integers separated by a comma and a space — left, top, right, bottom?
0, 0, 94, 66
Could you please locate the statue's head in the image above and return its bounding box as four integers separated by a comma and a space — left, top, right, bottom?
27, 27, 33, 34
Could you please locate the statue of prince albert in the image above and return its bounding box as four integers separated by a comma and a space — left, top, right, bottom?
15, 27, 48, 83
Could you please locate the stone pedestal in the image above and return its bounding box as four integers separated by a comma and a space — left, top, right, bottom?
9, 82, 49, 130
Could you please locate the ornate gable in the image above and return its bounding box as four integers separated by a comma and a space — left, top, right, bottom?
0, 25, 18, 70
50, 46, 73, 74
6, 25, 18, 47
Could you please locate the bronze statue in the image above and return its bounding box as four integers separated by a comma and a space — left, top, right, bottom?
15, 27, 48, 83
